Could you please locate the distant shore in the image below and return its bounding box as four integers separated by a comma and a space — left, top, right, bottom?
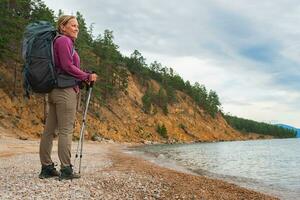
0, 135, 278, 199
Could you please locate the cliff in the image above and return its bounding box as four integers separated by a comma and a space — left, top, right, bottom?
0, 62, 270, 143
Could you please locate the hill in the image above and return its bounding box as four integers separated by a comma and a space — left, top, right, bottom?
277, 124, 300, 138
1, 61, 270, 143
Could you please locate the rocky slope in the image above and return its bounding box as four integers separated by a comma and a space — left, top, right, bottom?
0, 62, 271, 143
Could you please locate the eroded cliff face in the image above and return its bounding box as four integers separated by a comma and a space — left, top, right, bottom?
0, 63, 270, 142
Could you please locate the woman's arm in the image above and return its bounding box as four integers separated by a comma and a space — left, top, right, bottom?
54, 36, 90, 81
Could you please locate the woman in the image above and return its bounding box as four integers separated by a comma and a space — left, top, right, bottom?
39, 15, 97, 180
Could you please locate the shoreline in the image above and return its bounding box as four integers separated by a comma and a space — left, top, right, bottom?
0, 136, 279, 199
109, 144, 279, 199
128, 140, 300, 200
123, 143, 286, 199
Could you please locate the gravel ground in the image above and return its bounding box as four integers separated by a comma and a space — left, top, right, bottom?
0, 137, 113, 199
0, 136, 279, 200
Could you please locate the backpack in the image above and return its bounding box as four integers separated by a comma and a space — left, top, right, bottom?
22, 21, 77, 97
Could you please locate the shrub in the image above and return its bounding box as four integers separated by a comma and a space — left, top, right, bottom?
156, 123, 168, 139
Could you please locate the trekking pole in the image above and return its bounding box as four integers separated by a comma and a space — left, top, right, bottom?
74, 81, 94, 174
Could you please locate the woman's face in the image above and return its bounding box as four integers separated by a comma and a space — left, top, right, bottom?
61, 18, 79, 40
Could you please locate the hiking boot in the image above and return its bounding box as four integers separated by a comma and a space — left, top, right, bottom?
39, 163, 60, 179
59, 165, 81, 181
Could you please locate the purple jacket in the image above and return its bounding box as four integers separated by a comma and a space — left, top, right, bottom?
53, 35, 90, 83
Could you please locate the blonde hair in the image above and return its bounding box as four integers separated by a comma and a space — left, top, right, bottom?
57, 15, 76, 34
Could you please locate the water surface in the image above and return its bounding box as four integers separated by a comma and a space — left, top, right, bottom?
133, 139, 300, 199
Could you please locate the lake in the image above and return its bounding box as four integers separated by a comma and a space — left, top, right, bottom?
132, 138, 300, 199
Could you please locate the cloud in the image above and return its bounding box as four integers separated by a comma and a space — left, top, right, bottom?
239, 45, 277, 63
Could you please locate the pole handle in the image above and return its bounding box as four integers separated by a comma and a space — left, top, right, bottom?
86, 71, 96, 90
90, 81, 94, 88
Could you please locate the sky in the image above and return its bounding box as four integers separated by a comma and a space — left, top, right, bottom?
43, 0, 300, 127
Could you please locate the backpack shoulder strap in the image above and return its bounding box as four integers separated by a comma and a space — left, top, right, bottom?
71, 46, 75, 59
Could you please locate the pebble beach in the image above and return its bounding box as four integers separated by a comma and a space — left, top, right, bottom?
0, 136, 279, 200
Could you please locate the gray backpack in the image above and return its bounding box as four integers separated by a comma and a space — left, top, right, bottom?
22, 21, 77, 97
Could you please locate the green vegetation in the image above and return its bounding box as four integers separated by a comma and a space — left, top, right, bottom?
0, 0, 55, 61
156, 124, 168, 139
179, 123, 186, 130
142, 86, 168, 115
224, 115, 297, 138
128, 55, 221, 117
142, 87, 154, 114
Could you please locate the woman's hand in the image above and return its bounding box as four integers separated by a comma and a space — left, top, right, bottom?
88, 73, 98, 82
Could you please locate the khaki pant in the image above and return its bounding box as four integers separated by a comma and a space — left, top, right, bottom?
39, 88, 77, 167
